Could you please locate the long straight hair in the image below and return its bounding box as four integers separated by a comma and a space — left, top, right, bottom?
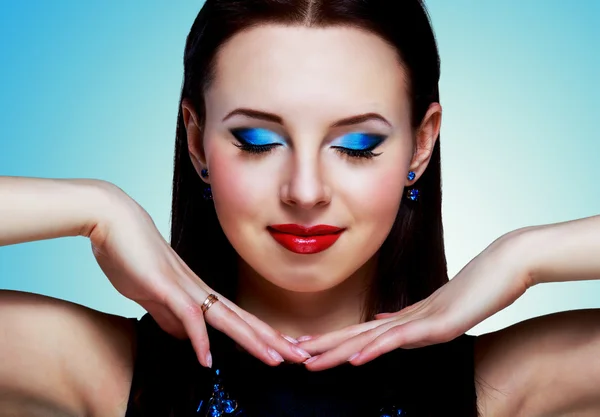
125, 2, 481, 416
170, 0, 448, 321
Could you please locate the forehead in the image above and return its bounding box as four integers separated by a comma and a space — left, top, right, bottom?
206, 24, 409, 126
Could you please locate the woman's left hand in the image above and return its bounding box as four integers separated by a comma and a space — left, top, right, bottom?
299, 229, 534, 371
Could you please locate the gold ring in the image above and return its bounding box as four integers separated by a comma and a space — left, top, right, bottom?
201, 293, 219, 314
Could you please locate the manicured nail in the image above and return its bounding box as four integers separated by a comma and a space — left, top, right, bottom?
303, 355, 319, 365
347, 352, 360, 362
292, 346, 311, 359
206, 351, 213, 368
297, 335, 313, 342
268, 348, 284, 363
282, 334, 299, 344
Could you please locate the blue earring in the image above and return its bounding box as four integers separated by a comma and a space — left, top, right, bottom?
200, 169, 212, 200
203, 186, 213, 200
406, 171, 419, 201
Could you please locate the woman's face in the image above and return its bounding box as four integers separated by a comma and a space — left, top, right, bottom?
185, 24, 438, 293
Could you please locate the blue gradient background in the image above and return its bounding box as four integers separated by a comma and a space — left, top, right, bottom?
0, 1, 598, 335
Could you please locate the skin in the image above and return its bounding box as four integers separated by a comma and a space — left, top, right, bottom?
183, 24, 441, 339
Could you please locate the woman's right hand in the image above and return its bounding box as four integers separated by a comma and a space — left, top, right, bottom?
84, 182, 309, 368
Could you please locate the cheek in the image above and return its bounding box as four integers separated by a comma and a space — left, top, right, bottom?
209, 153, 255, 222
339, 159, 407, 230
207, 146, 279, 231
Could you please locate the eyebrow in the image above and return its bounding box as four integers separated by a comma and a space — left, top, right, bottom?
222, 108, 392, 128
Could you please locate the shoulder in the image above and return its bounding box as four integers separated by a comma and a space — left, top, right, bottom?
474, 308, 600, 417
0, 290, 137, 417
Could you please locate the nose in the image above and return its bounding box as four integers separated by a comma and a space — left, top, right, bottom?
280, 153, 331, 210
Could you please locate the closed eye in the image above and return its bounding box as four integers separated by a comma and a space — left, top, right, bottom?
230, 127, 285, 155
230, 129, 386, 159
330, 132, 386, 159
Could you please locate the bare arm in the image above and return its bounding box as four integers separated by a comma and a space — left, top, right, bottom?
0, 290, 136, 417
0, 176, 118, 246
517, 214, 600, 287
476, 309, 600, 417
476, 216, 600, 416
0, 177, 137, 415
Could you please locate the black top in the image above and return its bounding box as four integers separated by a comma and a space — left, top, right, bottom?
125, 313, 479, 417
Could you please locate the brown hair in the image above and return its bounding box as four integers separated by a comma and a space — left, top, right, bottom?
171, 0, 447, 322
127, 2, 480, 416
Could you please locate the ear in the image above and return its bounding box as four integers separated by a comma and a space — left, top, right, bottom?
182, 98, 209, 183
406, 102, 442, 186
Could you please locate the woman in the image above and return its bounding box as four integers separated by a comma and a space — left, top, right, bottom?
1, 0, 599, 416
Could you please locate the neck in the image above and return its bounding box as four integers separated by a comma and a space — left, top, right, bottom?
235, 258, 376, 339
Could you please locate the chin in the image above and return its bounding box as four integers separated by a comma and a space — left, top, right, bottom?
257, 261, 357, 293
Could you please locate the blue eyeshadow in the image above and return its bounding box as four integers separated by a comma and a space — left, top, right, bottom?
331, 133, 384, 150
232, 128, 286, 146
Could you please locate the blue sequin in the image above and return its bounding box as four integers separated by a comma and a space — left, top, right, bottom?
197, 369, 243, 416
209, 404, 221, 417
222, 400, 236, 413
197, 367, 408, 416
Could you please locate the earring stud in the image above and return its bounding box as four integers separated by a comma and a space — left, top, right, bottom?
201, 168, 209, 179
407, 171, 416, 181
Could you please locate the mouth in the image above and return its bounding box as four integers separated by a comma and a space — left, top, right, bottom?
267, 224, 345, 254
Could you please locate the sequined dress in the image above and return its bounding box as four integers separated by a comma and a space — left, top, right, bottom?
125, 313, 479, 417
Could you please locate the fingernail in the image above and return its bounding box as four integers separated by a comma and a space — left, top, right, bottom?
282, 334, 299, 344
206, 351, 213, 368
292, 346, 311, 359
347, 352, 360, 362
303, 355, 319, 365
268, 348, 284, 363
297, 335, 313, 342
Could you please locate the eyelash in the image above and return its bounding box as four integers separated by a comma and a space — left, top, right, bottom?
331, 147, 382, 159
231, 130, 384, 159
233, 142, 281, 154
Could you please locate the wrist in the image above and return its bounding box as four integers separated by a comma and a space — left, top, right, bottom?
72, 179, 128, 238
499, 225, 546, 289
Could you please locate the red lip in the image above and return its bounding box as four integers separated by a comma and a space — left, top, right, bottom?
268, 224, 344, 254
269, 224, 344, 236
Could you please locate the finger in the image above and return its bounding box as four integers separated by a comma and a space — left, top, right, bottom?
164, 288, 213, 368
179, 277, 310, 364
303, 319, 398, 371
141, 300, 187, 339
227, 306, 311, 362
350, 319, 444, 365
201, 299, 292, 366
297, 317, 396, 355
177, 267, 308, 363
373, 312, 395, 319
